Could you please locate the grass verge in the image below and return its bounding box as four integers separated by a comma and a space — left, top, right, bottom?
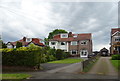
48, 58, 83, 63
110, 60, 120, 71
0, 73, 31, 79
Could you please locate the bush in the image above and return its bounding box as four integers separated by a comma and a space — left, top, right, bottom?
111, 54, 120, 60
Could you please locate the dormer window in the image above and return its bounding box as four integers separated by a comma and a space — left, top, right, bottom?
61, 34, 68, 38
73, 35, 77, 38
26, 38, 32, 42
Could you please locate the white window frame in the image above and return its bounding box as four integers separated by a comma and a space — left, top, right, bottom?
26, 38, 32, 42
60, 42, 66, 45
51, 42, 56, 45
71, 50, 77, 55
80, 50, 88, 57
114, 36, 120, 42
71, 41, 77, 45
80, 40, 88, 45
73, 35, 77, 38
61, 34, 68, 38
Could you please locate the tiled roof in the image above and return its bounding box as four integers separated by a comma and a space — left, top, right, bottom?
49, 33, 92, 42
111, 28, 120, 34
9, 37, 44, 46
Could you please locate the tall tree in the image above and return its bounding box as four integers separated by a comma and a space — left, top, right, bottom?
16, 41, 22, 48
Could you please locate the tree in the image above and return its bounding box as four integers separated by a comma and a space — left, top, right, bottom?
16, 41, 22, 48
44, 29, 68, 45
1, 41, 7, 48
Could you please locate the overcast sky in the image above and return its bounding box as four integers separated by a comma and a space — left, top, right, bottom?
0, 0, 119, 51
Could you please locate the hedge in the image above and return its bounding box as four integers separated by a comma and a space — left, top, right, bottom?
2, 46, 70, 67
111, 54, 120, 60
2, 47, 42, 67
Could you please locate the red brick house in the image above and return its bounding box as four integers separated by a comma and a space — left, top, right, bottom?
110, 28, 120, 54
49, 32, 92, 58
6, 37, 44, 48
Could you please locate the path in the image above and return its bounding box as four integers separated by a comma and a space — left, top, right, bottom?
87, 57, 118, 76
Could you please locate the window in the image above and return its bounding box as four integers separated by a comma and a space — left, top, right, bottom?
26, 38, 32, 42
80, 50, 88, 57
61, 42, 66, 45
73, 35, 77, 38
61, 34, 68, 38
71, 50, 77, 54
71, 41, 77, 45
80, 41, 87, 45
51, 42, 56, 45
114, 36, 120, 42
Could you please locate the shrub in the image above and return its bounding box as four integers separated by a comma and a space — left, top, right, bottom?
55, 49, 64, 60
111, 54, 120, 60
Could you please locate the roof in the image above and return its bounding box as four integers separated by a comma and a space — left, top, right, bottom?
100, 47, 108, 52
8, 37, 44, 46
111, 28, 120, 34
49, 33, 92, 42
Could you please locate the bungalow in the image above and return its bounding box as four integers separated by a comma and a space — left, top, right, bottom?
6, 37, 44, 48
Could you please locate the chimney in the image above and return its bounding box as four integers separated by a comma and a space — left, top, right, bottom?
23, 37, 26, 42
68, 32, 73, 37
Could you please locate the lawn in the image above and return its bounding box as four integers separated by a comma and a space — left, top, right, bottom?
0, 73, 31, 79
48, 58, 83, 63
111, 60, 120, 70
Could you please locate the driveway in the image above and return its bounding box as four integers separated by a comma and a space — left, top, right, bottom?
87, 57, 118, 76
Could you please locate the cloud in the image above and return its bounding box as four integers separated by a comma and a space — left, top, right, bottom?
0, 0, 118, 51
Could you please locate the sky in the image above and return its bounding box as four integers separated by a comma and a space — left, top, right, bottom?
0, 0, 119, 51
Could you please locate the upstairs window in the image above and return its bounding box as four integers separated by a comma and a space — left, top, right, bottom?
114, 36, 120, 42
61, 42, 66, 45
26, 38, 32, 42
80, 40, 87, 45
73, 34, 77, 38
71, 41, 77, 45
61, 34, 68, 38
51, 42, 56, 45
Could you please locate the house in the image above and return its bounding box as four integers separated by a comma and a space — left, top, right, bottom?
49, 32, 92, 58
6, 37, 44, 48
110, 28, 120, 55
100, 47, 109, 56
